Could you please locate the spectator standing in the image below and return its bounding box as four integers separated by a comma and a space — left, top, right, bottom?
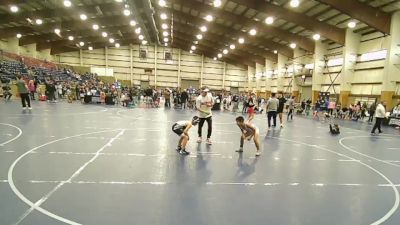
28, 80, 36, 100
242, 95, 248, 114
266, 93, 279, 130
47, 80, 57, 103
164, 89, 171, 108
277, 93, 287, 128
232, 94, 239, 113
371, 101, 387, 134
306, 98, 312, 116
368, 102, 376, 123
328, 100, 336, 115
287, 96, 295, 121
16, 75, 32, 110
181, 89, 189, 109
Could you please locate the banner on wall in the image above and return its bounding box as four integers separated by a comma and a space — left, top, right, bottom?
90, 67, 114, 77
319, 92, 330, 109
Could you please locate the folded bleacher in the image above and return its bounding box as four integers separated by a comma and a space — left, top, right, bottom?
0, 61, 28, 83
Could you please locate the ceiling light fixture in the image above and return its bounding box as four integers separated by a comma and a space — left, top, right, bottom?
80, 14, 87, 20
79, 41, 85, 46
194, 41, 199, 44
213, 57, 217, 60
196, 34, 203, 40
88, 46, 93, 51
115, 43, 120, 48
54, 28, 60, 34
164, 43, 168, 46
63, 0, 72, 7
191, 45, 196, 50
205, 15, 213, 22
10, 5, 19, 13
290, 0, 300, 8
162, 23, 168, 29
223, 49, 228, 54
217, 53, 222, 58
189, 50, 193, 54
139, 35, 144, 40
16, 33, 22, 39
115, 0, 123, 2
142, 40, 148, 45
164, 37, 169, 42
347, 21, 356, 28
35, 19, 43, 25
160, 13, 167, 20
312, 33, 321, 41
109, 38, 115, 43
92, 24, 99, 30
68, 36, 74, 41
273, 50, 278, 54
265, 16, 274, 25
135, 28, 141, 34
200, 26, 207, 32
238, 37, 244, 44
163, 31, 168, 36
130, 20, 137, 26
213, 0, 222, 7
249, 28, 257, 36
290, 43, 297, 49
123, 9, 131, 16
159, 0, 166, 7
102, 32, 108, 37
229, 44, 235, 50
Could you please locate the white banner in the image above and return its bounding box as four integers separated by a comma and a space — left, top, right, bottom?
90, 67, 114, 77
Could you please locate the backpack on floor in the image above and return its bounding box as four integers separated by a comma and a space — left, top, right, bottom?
39, 95, 47, 101
329, 124, 340, 134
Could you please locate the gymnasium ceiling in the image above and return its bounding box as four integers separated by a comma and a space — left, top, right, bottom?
0, 0, 398, 68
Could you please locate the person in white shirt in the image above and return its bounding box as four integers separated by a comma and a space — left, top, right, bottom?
371, 101, 386, 134
265, 93, 279, 130
287, 96, 295, 121
196, 87, 214, 145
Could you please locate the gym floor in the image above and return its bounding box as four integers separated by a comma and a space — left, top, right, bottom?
0, 101, 399, 225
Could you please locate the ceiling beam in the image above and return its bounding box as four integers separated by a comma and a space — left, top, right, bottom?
51, 38, 141, 55
0, 0, 27, 5
37, 29, 139, 51
315, 0, 391, 34
172, 41, 247, 70
173, 42, 246, 68
171, 10, 295, 57
49, 36, 140, 55
229, 0, 345, 45
175, 35, 255, 65
17, 24, 137, 46
11, 14, 275, 61
173, 31, 263, 66
173, 21, 277, 62
0, 14, 136, 40
171, 0, 314, 52
19, 33, 61, 46
0, 26, 35, 39
173, 38, 251, 68
0, 3, 120, 25
50, 46, 79, 55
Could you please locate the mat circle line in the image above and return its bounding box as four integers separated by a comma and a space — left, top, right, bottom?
339, 135, 400, 168
273, 136, 400, 225
0, 123, 23, 146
